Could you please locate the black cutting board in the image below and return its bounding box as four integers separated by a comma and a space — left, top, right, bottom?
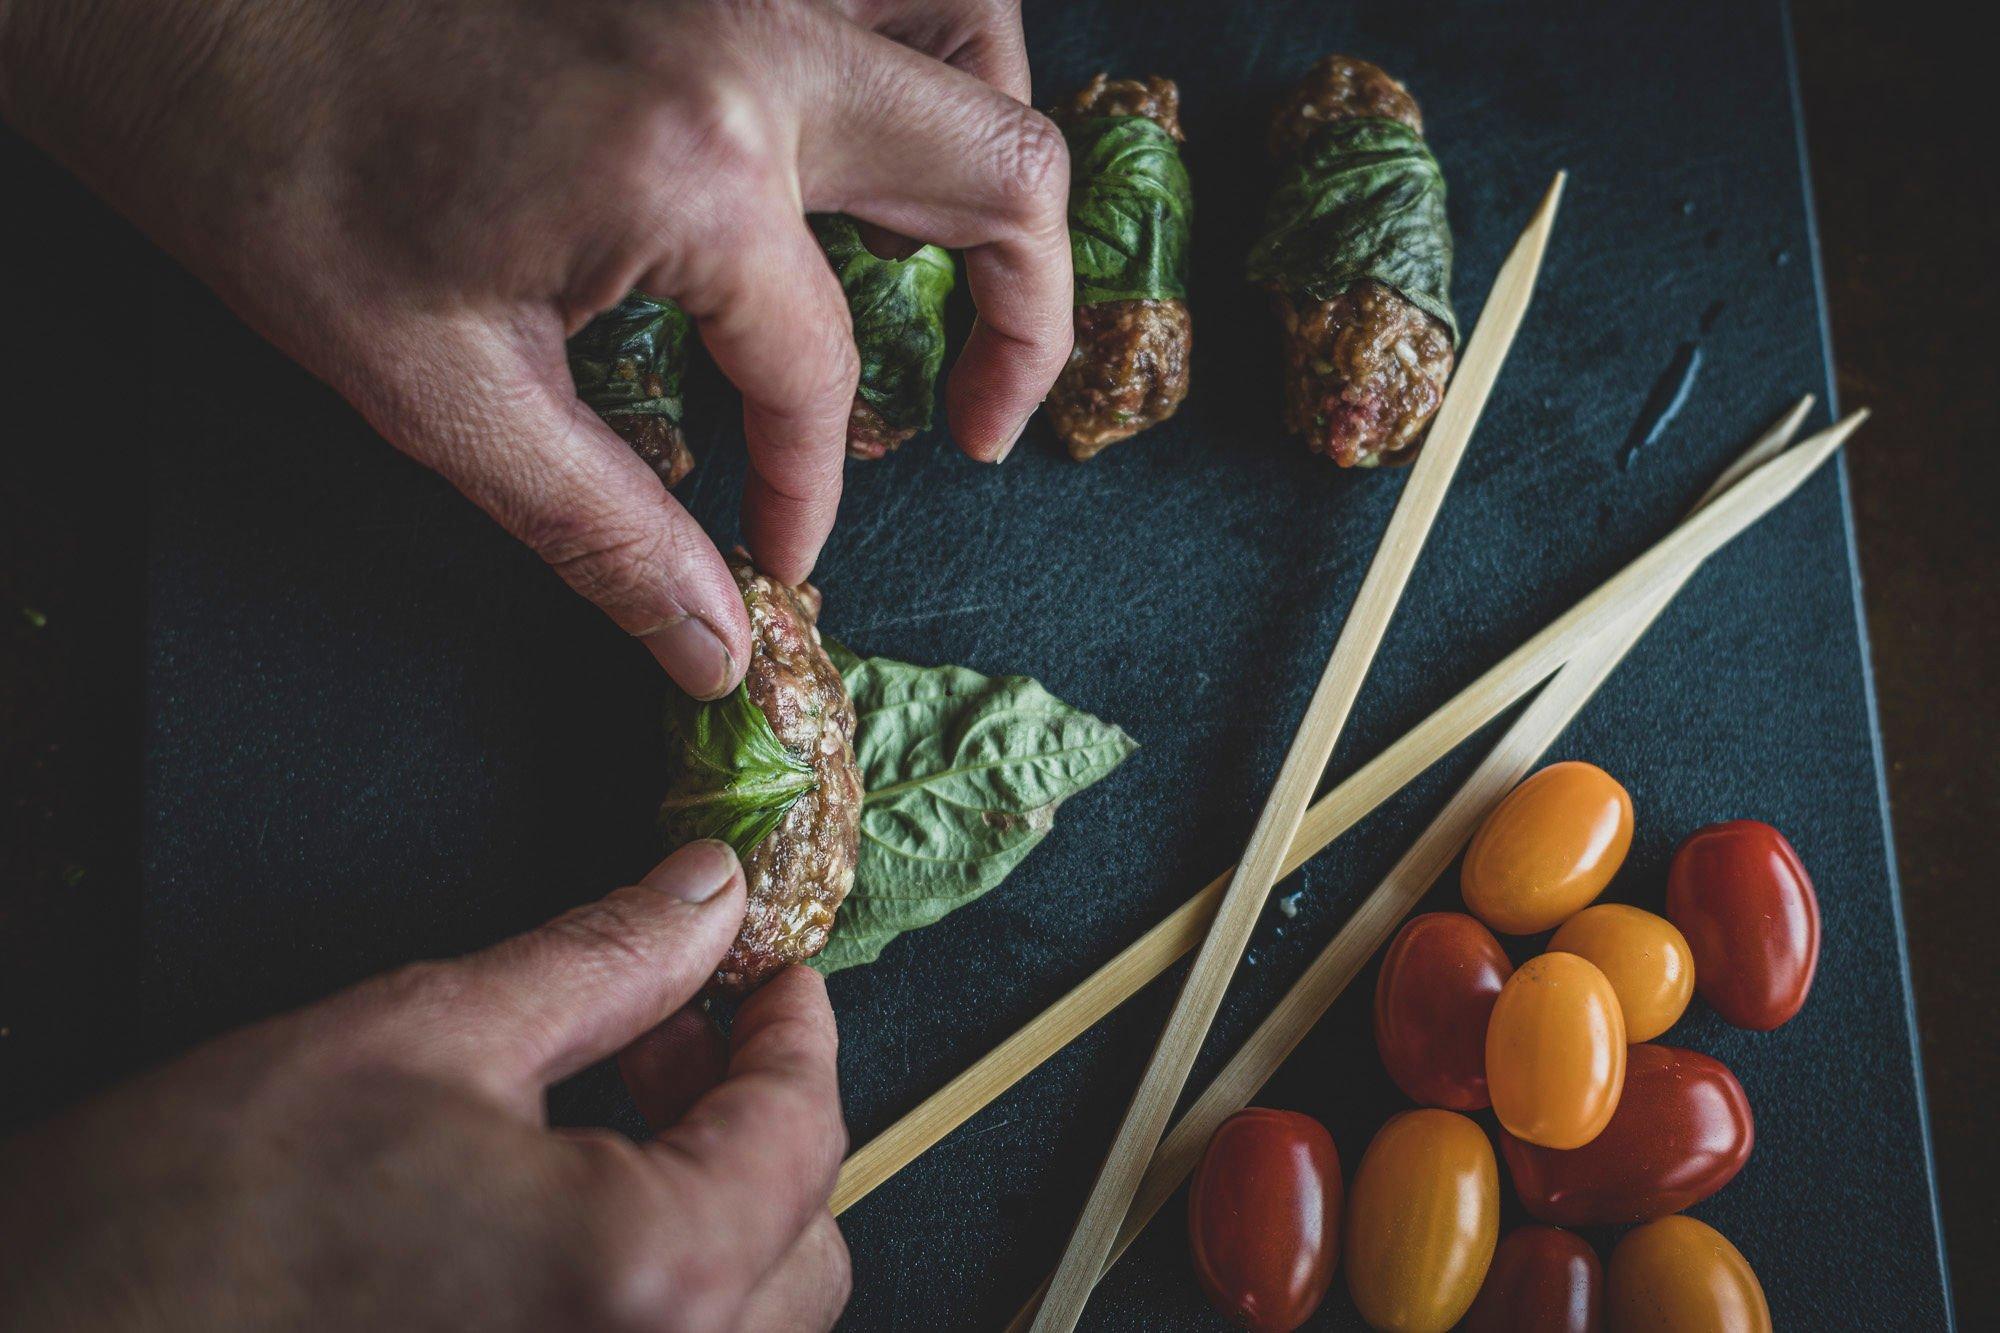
139, 0, 1952, 1327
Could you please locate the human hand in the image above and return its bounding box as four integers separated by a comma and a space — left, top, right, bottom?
0, 0, 1071, 698
0, 841, 851, 1332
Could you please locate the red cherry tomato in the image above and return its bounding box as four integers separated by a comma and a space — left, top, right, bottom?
1187, 1108, 1342, 1332
1666, 820, 1820, 1030
1463, 1226, 1603, 1333
1374, 913, 1513, 1110
1499, 1043, 1753, 1226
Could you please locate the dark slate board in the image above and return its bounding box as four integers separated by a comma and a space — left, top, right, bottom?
139, 0, 1951, 1327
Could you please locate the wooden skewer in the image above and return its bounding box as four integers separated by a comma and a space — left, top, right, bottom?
1029, 173, 1568, 1333
1002, 399, 1860, 1330
830, 401, 1817, 1221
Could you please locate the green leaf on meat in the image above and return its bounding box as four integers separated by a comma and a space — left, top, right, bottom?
1245, 117, 1457, 344
809, 655, 1138, 974
812, 215, 956, 432
566, 293, 692, 431
657, 682, 816, 864
1064, 115, 1192, 305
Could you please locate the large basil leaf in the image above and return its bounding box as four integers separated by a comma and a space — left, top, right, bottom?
811, 655, 1138, 974
1065, 115, 1193, 305
812, 215, 956, 432
1245, 117, 1457, 343
657, 682, 816, 863
566, 293, 692, 433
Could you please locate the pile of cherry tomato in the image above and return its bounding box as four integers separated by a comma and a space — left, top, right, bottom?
1187, 762, 1822, 1331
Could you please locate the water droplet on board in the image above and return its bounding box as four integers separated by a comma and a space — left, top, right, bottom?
1772, 248, 1792, 267
1622, 342, 1703, 470
1681, 199, 1697, 216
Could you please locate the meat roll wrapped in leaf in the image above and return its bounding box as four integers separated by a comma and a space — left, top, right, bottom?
1045, 75, 1193, 460
658, 556, 863, 995
812, 214, 956, 460
1247, 56, 1457, 467
566, 293, 695, 486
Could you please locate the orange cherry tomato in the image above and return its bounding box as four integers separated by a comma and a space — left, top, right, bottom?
1548, 905, 1694, 1042
1373, 913, 1513, 1110
1462, 762, 1633, 934
1485, 952, 1626, 1149
1606, 1215, 1771, 1333
1187, 1108, 1341, 1332
1667, 819, 1820, 1030
1343, 1109, 1498, 1333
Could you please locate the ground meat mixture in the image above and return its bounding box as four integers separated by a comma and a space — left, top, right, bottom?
845, 399, 910, 461
1045, 299, 1193, 460
1054, 72, 1185, 141
611, 415, 694, 488
1275, 281, 1455, 467
1266, 56, 1454, 467
1046, 75, 1193, 460
706, 558, 863, 996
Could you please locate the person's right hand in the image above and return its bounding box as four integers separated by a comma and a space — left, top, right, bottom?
0, 841, 851, 1332
0, 0, 1073, 698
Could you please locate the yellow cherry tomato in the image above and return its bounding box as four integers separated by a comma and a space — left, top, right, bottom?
1485, 952, 1627, 1149
1607, 1215, 1771, 1332
1462, 761, 1634, 934
1549, 904, 1694, 1042
1343, 1109, 1499, 1333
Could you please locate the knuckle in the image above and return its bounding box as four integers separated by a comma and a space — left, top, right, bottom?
543, 895, 661, 973
532, 516, 694, 628
989, 105, 1068, 223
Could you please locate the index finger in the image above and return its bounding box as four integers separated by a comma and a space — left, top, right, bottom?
645, 967, 846, 1282
800, 30, 1073, 459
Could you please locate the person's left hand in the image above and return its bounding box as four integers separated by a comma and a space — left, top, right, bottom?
0, 841, 850, 1332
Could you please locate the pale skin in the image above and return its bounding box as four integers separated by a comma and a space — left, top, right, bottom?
0, 0, 1071, 1328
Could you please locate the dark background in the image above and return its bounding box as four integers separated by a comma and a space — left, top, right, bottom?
1, 0, 1989, 1325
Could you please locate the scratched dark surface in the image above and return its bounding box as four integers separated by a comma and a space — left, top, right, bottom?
134, 1, 1951, 1328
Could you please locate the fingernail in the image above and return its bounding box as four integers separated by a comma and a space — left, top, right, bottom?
645, 839, 740, 904
991, 417, 1029, 462
645, 615, 735, 700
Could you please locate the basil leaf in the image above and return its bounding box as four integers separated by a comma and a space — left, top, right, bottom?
811, 215, 956, 431
1065, 115, 1193, 305
1245, 117, 1457, 344
810, 655, 1138, 974
566, 293, 692, 430
657, 682, 816, 863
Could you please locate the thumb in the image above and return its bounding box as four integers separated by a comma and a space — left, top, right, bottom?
366, 841, 747, 1095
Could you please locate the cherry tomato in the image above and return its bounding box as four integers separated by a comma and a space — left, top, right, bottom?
1548, 904, 1694, 1042
1485, 952, 1626, 1149
1463, 1226, 1603, 1333
1187, 1108, 1341, 1332
1343, 1109, 1498, 1333
1462, 762, 1634, 934
1373, 913, 1513, 1110
1499, 1043, 1752, 1225
1666, 820, 1820, 1030
1607, 1215, 1771, 1333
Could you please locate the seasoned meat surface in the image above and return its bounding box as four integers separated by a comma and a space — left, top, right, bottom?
1268, 54, 1422, 158
1265, 55, 1454, 467
1055, 73, 1184, 142
1047, 74, 1192, 459
612, 415, 694, 488
1046, 299, 1192, 460
845, 399, 912, 461
708, 558, 863, 995
1275, 282, 1454, 467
